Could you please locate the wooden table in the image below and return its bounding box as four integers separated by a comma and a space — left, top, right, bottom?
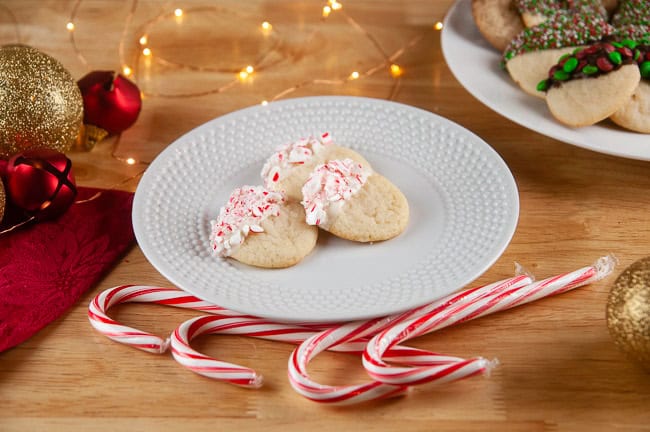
2, 1, 649, 430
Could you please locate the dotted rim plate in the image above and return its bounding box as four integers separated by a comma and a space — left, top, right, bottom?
442, 0, 650, 162
132, 96, 519, 323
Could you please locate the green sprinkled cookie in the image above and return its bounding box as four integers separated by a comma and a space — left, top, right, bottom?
538, 42, 641, 127
503, 12, 614, 98
612, 0, 650, 27
515, 0, 607, 28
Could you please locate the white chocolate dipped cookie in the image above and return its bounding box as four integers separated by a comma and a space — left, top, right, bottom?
261, 133, 370, 202
537, 41, 641, 127
210, 186, 318, 268
301, 159, 409, 243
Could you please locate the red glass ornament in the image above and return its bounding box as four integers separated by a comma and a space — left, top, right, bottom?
5, 148, 77, 220
77, 71, 142, 135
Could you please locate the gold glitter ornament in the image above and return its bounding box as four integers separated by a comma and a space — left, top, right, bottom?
606, 256, 650, 369
0, 45, 83, 159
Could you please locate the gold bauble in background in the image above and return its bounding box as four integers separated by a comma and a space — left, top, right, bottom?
0, 45, 83, 159
606, 257, 650, 369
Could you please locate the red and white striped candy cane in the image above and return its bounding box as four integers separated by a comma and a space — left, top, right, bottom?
170, 314, 467, 388
88, 285, 250, 354
287, 275, 533, 404
89, 284, 455, 388
363, 256, 616, 387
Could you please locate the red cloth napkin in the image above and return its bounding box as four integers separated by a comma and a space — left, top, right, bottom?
0, 187, 135, 352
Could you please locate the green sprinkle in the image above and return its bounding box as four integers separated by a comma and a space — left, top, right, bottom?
612, 42, 623, 48
634, 49, 641, 61
641, 61, 650, 78
559, 53, 572, 62
583, 65, 599, 75
553, 70, 570, 81
608, 51, 622, 65
573, 47, 583, 55
621, 39, 637, 49
563, 57, 579, 73
505, 51, 515, 60
536, 79, 550, 92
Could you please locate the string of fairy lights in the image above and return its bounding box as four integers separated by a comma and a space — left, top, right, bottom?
63, 0, 444, 166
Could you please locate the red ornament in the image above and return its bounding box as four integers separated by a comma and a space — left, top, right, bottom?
77, 71, 142, 135
5, 148, 77, 220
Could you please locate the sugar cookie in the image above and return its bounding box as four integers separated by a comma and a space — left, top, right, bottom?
301, 159, 409, 243
471, 0, 524, 52
210, 186, 318, 268
537, 41, 641, 127
503, 13, 614, 98
261, 133, 370, 202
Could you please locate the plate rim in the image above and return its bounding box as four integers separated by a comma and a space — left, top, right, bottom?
441, 0, 650, 162
132, 95, 520, 322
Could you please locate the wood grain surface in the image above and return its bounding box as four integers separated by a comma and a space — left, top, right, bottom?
1, 1, 649, 431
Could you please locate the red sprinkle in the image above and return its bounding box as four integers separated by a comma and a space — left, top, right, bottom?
272, 172, 279, 182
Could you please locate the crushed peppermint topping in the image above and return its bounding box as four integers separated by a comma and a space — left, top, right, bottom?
301, 158, 371, 228
261, 132, 333, 188
209, 186, 284, 257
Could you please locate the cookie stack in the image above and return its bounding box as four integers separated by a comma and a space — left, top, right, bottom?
209, 133, 409, 268
472, 0, 649, 132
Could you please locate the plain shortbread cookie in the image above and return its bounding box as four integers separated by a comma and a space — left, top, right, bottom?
472, 0, 524, 52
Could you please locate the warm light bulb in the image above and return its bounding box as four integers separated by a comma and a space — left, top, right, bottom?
261, 100, 269, 106
261, 21, 272, 30
142, 47, 152, 56
126, 158, 136, 165
174, 8, 183, 17
139, 35, 148, 45
330, 1, 342, 10
322, 6, 331, 17
66, 22, 75, 31
434, 21, 444, 30
239, 71, 249, 80
246, 65, 254, 74
390, 64, 402, 77
122, 66, 133, 76
349, 71, 360, 80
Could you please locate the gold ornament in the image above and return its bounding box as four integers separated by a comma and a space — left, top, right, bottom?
0, 44, 83, 159
606, 256, 650, 369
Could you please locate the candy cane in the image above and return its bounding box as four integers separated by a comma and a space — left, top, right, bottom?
363, 256, 616, 387
287, 275, 533, 404
89, 284, 456, 385
170, 314, 466, 388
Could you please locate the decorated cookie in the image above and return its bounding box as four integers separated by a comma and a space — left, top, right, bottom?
537, 41, 641, 127
504, 12, 614, 98
210, 186, 318, 268
261, 133, 370, 202
301, 159, 409, 243
610, 37, 650, 133
611, 0, 650, 27
471, 0, 524, 52
514, 0, 607, 28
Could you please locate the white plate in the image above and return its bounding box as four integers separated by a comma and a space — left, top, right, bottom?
132, 96, 519, 323
442, 0, 650, 162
